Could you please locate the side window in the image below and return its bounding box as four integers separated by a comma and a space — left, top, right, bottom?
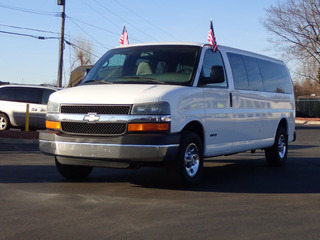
106, 54, 126, 67
41, 89, 55, 104
22, 88, 43, 104
227, 53, 249, 90
0, 87, 43, 103
0, 87, 15, 101
97, 54, 126, 80
258, 59, 292, 94
201, 50, 227, 87
242, 56, 263, 91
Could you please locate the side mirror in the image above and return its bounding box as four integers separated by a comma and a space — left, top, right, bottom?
210, 66, 225, 83
199, 65, 225, 85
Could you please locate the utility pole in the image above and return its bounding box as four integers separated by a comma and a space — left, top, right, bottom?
57, 0, 66, 88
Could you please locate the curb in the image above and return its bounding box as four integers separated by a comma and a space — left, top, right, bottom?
295, 120, 320, 126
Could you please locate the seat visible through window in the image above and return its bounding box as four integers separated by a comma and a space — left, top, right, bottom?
136, 62, 152, 75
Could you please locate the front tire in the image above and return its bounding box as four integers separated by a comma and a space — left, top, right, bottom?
265, 126, 288, 166
0, 113, 10, 130
55, 158, 93, 180
168, 131, 203, 187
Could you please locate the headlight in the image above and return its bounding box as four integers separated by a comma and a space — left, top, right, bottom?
131, 102, 170, 115
47, 101, 60, 113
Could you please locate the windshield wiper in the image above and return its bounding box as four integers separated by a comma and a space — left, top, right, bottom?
120, 76, 167, 85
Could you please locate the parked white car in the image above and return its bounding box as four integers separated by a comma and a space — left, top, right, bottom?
39, 42, 295, 186
0, 84, 59, 130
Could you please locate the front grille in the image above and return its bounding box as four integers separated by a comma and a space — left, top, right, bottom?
61, 105, 131, 115
61, 122, 126, 135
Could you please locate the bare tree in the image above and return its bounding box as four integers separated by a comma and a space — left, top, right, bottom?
71, 37, 95, 69
68, 37, 95, 87
262, 0, 320, 83
294, 77, 320, 97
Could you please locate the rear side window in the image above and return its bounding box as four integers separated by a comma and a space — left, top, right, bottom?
257, 59, 292, 94
227, 52, 292, 93
242, 56, 263, 91
0, 87, 44, 103
227, 53, 248, 90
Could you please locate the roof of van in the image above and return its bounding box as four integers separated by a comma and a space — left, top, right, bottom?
218, 45, 283, 63
0, 84, 60, 90
113, 42, 203, 49
112, 42, 283, 63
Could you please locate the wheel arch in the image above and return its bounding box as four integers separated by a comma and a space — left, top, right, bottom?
180, 120, 204, 146
0, 111, 11, 130
270, 117, 288, 146
0, 111, 11, 122
278, 117, 288, 134
0, 111, 9, 117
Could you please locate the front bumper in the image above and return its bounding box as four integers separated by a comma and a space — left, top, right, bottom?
39, 131, 180, 168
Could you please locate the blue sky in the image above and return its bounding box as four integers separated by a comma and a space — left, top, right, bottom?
0, 0, 278, 86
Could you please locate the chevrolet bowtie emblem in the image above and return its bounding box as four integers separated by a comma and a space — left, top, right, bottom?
83, 113, 100, 122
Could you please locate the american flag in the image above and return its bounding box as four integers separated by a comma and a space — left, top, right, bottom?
119, 25, 129, 46
208, 19, 218, 52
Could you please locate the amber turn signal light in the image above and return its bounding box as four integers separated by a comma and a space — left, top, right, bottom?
46, 120, 61, 130
128, 123, 169, 132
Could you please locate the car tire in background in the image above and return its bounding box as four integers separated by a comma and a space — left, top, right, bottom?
0, 113, 10, 130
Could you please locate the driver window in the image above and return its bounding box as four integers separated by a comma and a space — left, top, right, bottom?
97, 54, 126, 79
201, 50, 227, 88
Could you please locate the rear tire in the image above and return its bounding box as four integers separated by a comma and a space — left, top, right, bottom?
265, 126, 288, 166
0, 113, 10, 130
167, 131, 203, 187
55, 158, 93, 180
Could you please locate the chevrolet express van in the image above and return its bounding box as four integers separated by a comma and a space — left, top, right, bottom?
39, 43, 295, 186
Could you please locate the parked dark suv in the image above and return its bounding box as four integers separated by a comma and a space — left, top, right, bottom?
0, 84, 59, 130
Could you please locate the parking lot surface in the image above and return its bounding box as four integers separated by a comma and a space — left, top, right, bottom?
0, 126, 320, 240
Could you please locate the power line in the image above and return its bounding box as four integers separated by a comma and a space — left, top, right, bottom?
0, 28, 102, 58
112, 0, 180, 41
0, 30, 58, 40
79, 0, 142, 43
65, 40, 101, 59
80, 0, 118, 28
65, 35, 105, 57
92, 0, 158, 42
66, 15, 143, 43
67, 16, 111, 49
0, 23, 59, 35
67, 16, 119, 37
0, 3, 58, 17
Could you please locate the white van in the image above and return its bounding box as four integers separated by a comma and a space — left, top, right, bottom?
0, 84, 59, 130
39, 43, 295, 186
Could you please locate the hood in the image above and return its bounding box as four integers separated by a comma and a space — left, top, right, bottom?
49, 84, 184, 104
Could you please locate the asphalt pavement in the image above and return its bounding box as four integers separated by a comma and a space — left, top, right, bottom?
0, 125, 320, 240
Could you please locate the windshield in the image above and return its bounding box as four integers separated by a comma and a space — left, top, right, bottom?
81, 45, 200, 86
